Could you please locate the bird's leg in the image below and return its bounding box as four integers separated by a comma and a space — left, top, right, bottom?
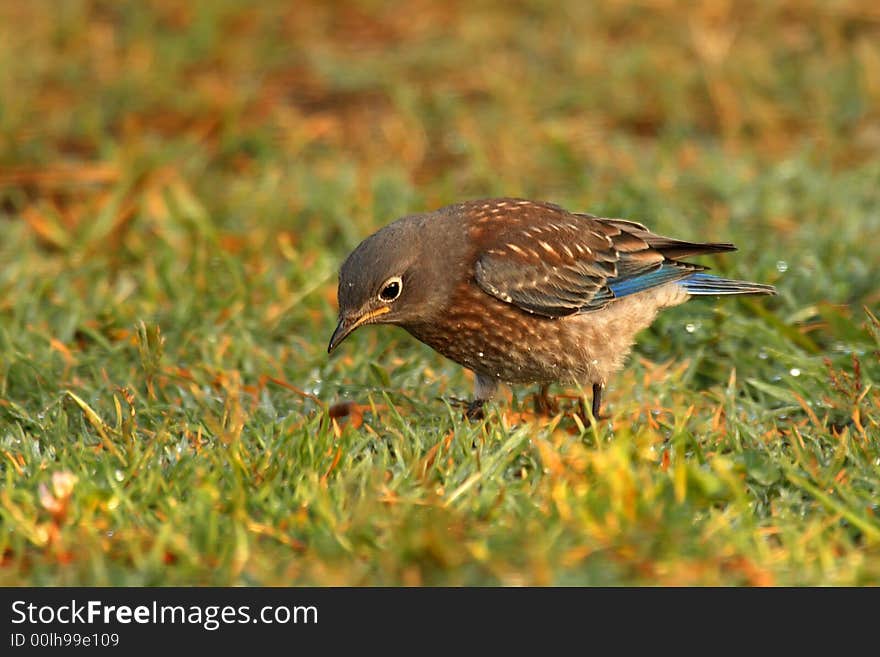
592, 382, 604, 419
534, 384, 558, 416
578, 382, 605, 425
466, 373, 497, 421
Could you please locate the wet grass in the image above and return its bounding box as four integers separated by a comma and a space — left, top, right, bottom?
0, 0, 878, 585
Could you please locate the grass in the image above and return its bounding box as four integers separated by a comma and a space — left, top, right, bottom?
0, 0, 878, 585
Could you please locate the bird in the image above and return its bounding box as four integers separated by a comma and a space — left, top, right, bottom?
328, 198, 775, 420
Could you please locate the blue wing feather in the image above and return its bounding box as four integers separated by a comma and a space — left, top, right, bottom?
607, 263, 695, 298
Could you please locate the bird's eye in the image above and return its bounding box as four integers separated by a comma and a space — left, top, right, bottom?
378, 276, 403, 302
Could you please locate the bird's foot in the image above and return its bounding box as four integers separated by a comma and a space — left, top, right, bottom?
577, 399, 597, 426
533, 385, 559, 416
465, 399, 486, 421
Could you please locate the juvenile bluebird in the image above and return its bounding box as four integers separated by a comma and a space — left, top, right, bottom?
328, 198, 775, 420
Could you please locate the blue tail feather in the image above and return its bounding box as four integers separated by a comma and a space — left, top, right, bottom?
605, 265, 775, 301
678, 272, 776, 296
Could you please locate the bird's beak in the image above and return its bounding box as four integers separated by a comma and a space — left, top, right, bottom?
327, 306, 391, 353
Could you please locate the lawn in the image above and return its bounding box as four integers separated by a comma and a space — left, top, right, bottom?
0, 0, 878, 585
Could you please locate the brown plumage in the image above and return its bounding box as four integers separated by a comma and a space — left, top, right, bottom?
329, 198, 775, 419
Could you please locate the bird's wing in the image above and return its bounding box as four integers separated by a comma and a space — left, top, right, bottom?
470, 200, 736, 318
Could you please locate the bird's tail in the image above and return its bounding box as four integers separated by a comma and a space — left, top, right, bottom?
679, 272, 776, 296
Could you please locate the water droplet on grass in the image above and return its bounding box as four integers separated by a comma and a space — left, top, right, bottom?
114, 470, 125, 482
685, 323, 696, 333
776, 260, 788, 273
789, 368, 801, 377
758, 351, 768, 360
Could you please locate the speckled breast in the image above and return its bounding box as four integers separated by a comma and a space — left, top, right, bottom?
404, 279, 587, 384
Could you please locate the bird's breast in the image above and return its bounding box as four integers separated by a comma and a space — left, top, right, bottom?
404, 280, 586, 384
404, 280, 687, 386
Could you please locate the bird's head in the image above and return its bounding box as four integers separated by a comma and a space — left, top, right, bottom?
327, 211, 463, 353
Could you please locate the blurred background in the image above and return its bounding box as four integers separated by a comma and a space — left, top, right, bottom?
0, 1, 878, 585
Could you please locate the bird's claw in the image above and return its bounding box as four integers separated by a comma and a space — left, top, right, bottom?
465, 400, 486, 421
